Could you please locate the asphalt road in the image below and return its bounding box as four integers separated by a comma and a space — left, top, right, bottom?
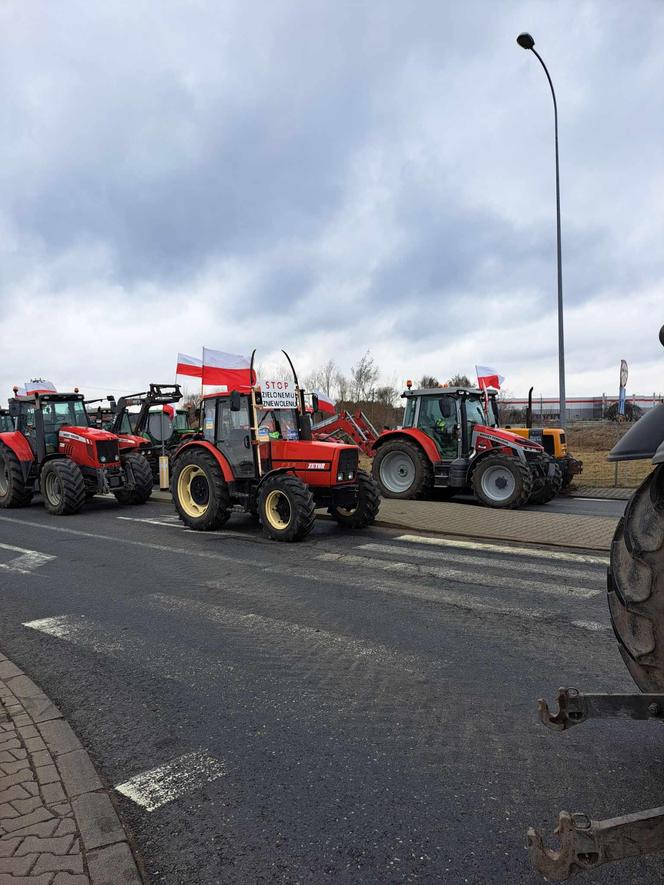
450, 492, 627, 519
0, 497, 661, 884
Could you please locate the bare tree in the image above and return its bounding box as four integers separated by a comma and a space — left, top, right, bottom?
419, 375, 439, 388
319, 359, 337, 396
447, 373, 473, 387
375, 385, 399, 407
351, 350, 379, 401
335, 371, 350, 402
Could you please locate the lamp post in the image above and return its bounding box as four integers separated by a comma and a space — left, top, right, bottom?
516, 32, 567, 428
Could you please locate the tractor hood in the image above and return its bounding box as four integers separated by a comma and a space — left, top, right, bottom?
475, 424, 543, 451
59, 425, 119, 444
608, 403, 664, 462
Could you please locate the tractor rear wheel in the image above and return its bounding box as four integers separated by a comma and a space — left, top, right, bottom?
528, 456, 563, 505
372, 440, 433, 499
329, 469, 381, 529
41, 459, 86, 516
171, 450, 231, 531
258, 474, 315, 542
114, 453, 153, 505
471, 453, 532, 509
0, 444, 32, 508
608, 465, 664, 691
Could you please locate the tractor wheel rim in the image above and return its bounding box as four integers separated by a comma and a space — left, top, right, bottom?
177, 465, 209, 517
0, 460, 8, 496
480, 464, 516, 502
264, 489, 292, 530
44, 472, 62, 506
379, 451, 415, 493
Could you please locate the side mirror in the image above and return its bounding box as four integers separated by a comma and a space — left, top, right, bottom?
659, 325, 664, 348
230, 390, 242, 412
311, 394, 319, 413
108, 400, 117, 415
440, 397, 454, 419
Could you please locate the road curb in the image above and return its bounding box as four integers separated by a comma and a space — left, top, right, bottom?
0, 651, 143, 884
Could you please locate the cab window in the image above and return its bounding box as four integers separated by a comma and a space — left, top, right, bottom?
466, 396, 488, 440
403, 397, 417, 428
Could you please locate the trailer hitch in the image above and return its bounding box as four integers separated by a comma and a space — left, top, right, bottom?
528, 807, 664, 880
537, 687, 664, 731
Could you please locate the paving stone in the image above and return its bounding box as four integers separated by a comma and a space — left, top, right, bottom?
0, 801, 20, 818
50, 803, 72, 818
0, 853, 37, 874
11, 797, 44, 816
32, 850, 84, 875
9, 749, 28, 761
41, 784, 66, 808
0, 662, 22, 680
0, 739, 21, 753
56, 751, 102, 798
0, 770, 36, 791
0, 836, 22, 856
0, 751, 20, 764
15, 834, 74, 856
24, 737, 47, 754
35, 765, 59, 786
31, 752, 53, 770
54, 819, 76, 837
23, 783, 39, 797
37, 722, 82, 759
72, 793, 124, 851
0, 787, 29, 806
8, 820, 59, 838
88, 841, 141, 885
53, 874, 89, 884
2, 875, 53, 884
17, 727, 39, 741
2, 807, 54, 834
0, 759, 31, 776
11, 713, 32, 728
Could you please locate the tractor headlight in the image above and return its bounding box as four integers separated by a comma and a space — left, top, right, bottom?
100, 456, 106, 463
337, 471, 343, 481
347, 471, 354, 480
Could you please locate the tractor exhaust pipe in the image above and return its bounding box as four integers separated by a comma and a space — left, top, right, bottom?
526, 386, 534, 429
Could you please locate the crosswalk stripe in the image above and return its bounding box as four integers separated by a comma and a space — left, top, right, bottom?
356, 543, 602, 582
0, 542, 55, 575
115, 750, 226, 811
395, 534, 609, 565
316, 552, 600, 599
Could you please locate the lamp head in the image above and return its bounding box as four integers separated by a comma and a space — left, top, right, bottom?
517, 32, 535, 50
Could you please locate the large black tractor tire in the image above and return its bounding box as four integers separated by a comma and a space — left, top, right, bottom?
329, 469, 381, 529
114, 453, 153, 505
372, 440, 433, 499
40, 459, 86, 516
471, 453, 532, 509
171, 449, 231, 531
258, 474, 316, 542
0, 444, 33, 508
608, 465, 664, 691
528, 456, 563, 505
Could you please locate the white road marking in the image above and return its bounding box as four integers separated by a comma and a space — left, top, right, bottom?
357, 543, 602, 582
115, 750, 226, 811
395, 534, 610, 565
571, 619, 611, 633
116, 516, 191, 530
317, 552, 600, 599
0, 542, 56, 574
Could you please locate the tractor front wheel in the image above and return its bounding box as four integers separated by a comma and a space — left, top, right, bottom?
0, 444, 32, 508
372, 440, 433, 499
115, 453, 153, 505
608, 465, 664, 691
41, 460, 86, 516
528, 456, 563, 505
258, 474, 315, 542
329, 469, 381, 529
471, 453, 532, 509
171, 450, 231, 531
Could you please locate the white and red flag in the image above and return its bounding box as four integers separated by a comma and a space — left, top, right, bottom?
313, 390, 336, 416
475, 365, 504, 390
19, 380, 57, 396
202, 348, 255, 391
176, 353, 203, 379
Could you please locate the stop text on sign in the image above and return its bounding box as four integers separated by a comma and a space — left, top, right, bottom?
259, 379, 298, 409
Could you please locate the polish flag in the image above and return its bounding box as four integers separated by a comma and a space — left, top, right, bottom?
475, 365, 504, 390
162, 404, 175, 419
176, 353, 203, 379
19, 380, 57, 396
202, 348, 255, 390
313, 390, 336, 416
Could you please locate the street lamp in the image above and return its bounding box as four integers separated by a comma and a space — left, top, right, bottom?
516, 32, 567, 428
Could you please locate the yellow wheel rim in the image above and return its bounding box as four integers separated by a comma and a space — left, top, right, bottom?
177, 464, 209, 517
264, 489, 291, 530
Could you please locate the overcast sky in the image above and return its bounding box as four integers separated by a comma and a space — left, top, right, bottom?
1, 0, 663, 404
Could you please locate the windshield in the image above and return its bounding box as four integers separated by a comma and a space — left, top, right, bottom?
257, 408, 299, 441
403, 397, 417, 428
466, 395, 488, 436
42, 399, 89, 429
174, 412, 188, 431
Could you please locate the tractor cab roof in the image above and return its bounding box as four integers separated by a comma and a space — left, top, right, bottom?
10, 392, 85, 405
402, 386, 492, 398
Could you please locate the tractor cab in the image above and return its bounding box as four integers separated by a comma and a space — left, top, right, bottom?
401, 387, 500, 459
9, 392, 91, 458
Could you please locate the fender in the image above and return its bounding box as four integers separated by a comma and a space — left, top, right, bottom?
256, 466, 296, 491
0, 432, 34, 463
608, 403, 664, 463
172, 439, 234, 483
372, 429, 441, 466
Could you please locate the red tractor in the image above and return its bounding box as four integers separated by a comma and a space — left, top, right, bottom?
370, 385, 559, 508
0, 388, 153, 515
170, 351, 380, 541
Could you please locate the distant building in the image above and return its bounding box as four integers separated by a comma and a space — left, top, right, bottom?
500, 394, 664, 422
